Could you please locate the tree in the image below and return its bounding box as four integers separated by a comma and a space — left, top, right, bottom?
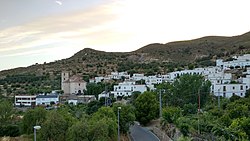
39, 111, 68, 141
67, 107, 118, 141
22, 107, 47, 134
90, 107, 117, 140
134, 91, 158, 125
130, 91, 141, 105
113, 104, 136, 133
0, 101, 14, 125
86, 100, 102, 115
89, 117, 117, 141
67, 120, 90, 141
0, 87, 3, 94
228, 117, 250, 140
245, 89, 250, 98
169, 74, 211, 108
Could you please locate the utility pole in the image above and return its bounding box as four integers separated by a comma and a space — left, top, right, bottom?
117, 107, 121, 141
218, 88, 220, 110
198, 89, 200, 134
105, 84, 107, 106
159, 89, 162, 118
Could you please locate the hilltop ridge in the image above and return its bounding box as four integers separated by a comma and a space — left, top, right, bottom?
1, 31, 250, 78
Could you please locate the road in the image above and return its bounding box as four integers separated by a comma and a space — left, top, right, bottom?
129, 123, 160, 141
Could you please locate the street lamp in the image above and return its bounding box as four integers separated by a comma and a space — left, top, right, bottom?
117, 107, 121, 141
34, 125, 41, 141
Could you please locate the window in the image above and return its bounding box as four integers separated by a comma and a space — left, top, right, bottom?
233, 93, 235, 96
223, 86, 226, 91
241, 93, 243, 96
232, 87, 235, 90
223, 93, 226, 97
240, 85, 243, 90
79, 83, 81, 86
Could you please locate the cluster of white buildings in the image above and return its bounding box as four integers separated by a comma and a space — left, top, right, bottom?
98, 54, 250, 98
216, 54, 250, 69
15, 54, 250, 107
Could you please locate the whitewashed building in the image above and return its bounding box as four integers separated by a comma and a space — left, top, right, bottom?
108, 72, 130, 80
207, 73, 232, 86
216, 54, 250, 69
161, 74, 171, 82
36, 95, 59, 106
94, 76, 104, 83
61, 71, 87, 94
98, 91, 110, 100
213, 83, 246, 98
146, 76, 163, 85
14, 95, 36, 107
167, 67, 222, 82
132, 73, 147, 81
111, 81, 147, 98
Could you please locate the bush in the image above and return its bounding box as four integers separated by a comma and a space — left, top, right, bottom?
183, 103, 197, 115
0, 125, 20, 137
162, 106, 182, 124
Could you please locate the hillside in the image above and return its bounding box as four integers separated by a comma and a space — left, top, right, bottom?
135, 31, 250, 62
0, 32, 250, 83
1, 31, 250, 77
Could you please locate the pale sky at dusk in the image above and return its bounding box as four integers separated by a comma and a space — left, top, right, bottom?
1, 0, 250, 71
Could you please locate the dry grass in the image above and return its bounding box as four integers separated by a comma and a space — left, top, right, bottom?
0, 136, 32, 141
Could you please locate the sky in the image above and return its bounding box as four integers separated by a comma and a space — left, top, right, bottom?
1, 0, 250, 71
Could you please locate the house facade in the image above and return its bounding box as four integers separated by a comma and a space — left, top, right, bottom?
216, 54, 250, 69
213, 83, 246, 98
36, 95, 59, 106
14, 95, 36, 107
111, 81, 147, 97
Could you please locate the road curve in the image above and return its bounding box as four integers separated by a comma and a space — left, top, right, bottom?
129, 123, 160, 141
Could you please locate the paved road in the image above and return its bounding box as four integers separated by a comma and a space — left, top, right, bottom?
130, 123, 159, 141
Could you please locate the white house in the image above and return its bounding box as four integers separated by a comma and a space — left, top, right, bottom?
166, 66, 222, 82
216, 54, 250, 69
161, 74, 171, 82
94, 76, 104, 83
110, 81, 147, 98
132, 73, 147, 81
242, 75, 250, 89
15, 95, 36, 107
62, 95, 96, 105
36, 95, 59, 106
61, 71, 87, 94
98, 91, 110, 100
213, 83, 246, 98
146, 75, 163, 85
207, 73, 232, 85
168, 69, 203, 81
109, 72, 130, 80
